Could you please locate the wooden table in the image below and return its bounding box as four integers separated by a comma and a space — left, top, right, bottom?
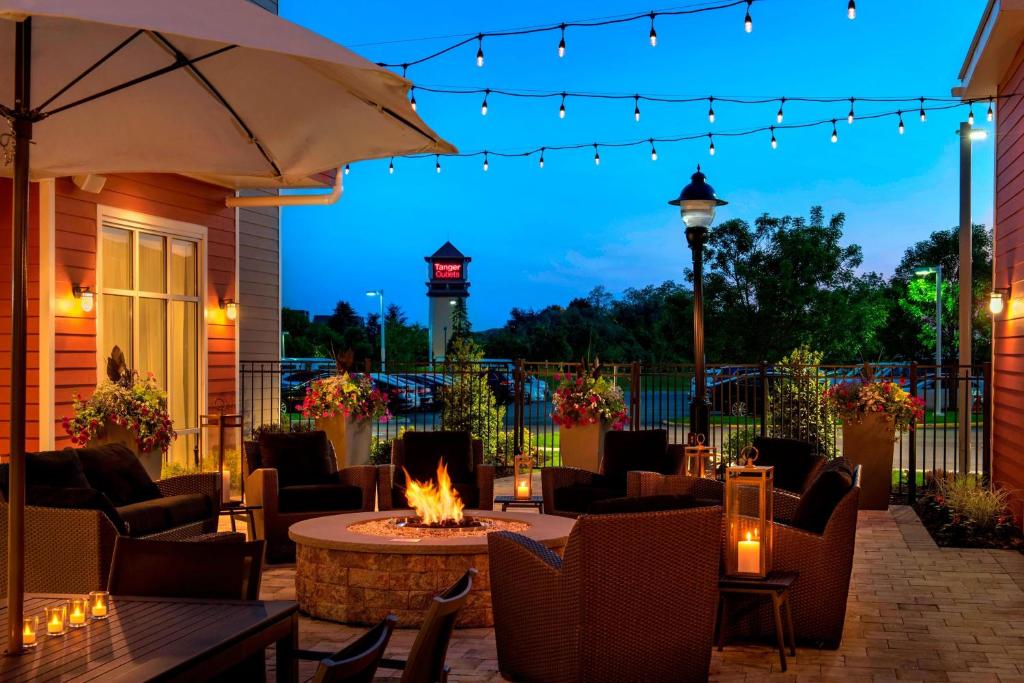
716, 571, 798, 672
494, 495, 544, 513
0, 594, 298, 682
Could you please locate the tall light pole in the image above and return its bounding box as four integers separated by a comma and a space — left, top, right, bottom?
365, 289, 385, 372
914, 265, 944, 416
668, 166, 728, 441
957, 123, 987, 474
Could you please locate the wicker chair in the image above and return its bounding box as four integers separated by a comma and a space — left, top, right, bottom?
488, 506, 722, 683
299, 615, 398, 683
378, 431, 494, 512
748, 436, 827, 494
0, 471, 219, 596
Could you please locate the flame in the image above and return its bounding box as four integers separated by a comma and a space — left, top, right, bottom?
403, 459, 465, 525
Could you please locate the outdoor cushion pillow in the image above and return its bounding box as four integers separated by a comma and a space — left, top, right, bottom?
790, 458, 854, 534
751, 437, 824, 493
25, 449, 91, 490
398, 431, 474, 486
117, 499, 174, 537
586, 493, 698, 515
24, 485, 128, 535
258, 431, 333, 487
76, 444, 162, 507
279, 483, 363, 513
600, 429, 670, 488
553, 483, 622, 513
161, 493, 213, 528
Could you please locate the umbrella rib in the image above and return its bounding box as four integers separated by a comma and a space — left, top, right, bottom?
41, 45, 237, 118
148, 31, 282, 178
35, 29, 145, 114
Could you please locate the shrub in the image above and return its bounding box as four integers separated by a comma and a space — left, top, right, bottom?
934, 474, 1010, 532
721, 426, 759, 465
769, 346, 838, 458
440, 338, 505, 463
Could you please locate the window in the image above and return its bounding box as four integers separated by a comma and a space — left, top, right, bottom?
98, 212, 205, 470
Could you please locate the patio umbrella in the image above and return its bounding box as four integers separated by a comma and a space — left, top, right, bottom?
0, 0, 455, 652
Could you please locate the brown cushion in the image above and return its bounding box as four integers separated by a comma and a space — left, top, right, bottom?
258, 431, 333, 487
279, 483, 363, 513
26, 449, 91, 489
117, 498, 173, 537
553, 483, 622, 514
26, 485, 128, 535
791, 458, 854, 534
162, 493, 212, 528
396, 431, 473, 487
587, 494, 698, 515
751, 437, 825, 493
76, 444, 161, 507
601, 430, 670, 488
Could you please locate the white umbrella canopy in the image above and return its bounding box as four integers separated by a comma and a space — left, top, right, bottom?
0, 0, 455, 187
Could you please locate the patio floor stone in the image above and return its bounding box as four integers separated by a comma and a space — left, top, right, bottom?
239, 480, 1024, 681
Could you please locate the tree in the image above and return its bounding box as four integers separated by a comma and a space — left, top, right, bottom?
440, 336, 505, 463
449, 298, 471, 343
384, 304, 428, 367
768, 346, 838, 457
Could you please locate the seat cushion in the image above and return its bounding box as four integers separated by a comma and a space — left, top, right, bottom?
389, 482, 481, 511
76, 444, 161, 507
751, 437, 825, 493
259, 431, 333, 487
587, 494, 698, 515
26, 449, 91, 489
279, 483, 364, 513
118, 498, 174, 537
791, 458, 854, 534
601, 429, 670, 488
553, 483, 623, 514
398, 431, 474, 486
162, 493, 213, 528
25, 485, 127, 535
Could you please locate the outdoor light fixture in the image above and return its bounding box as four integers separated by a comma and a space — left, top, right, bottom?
220, 298, 238, 321
409, 88, 417, 111
969, 129, 988, 141
989, 287, 1011, 315
776, 98, 784, 124
559, 93, 566, 119
449, 299, 457, 306
708, 97, 715, 124
848, 0, 856, 20
72, 285, 94, 313
367, 289, 386, 371
483, 152, 489, 172
475, 35, 484, 67
481, 90, 489, 116
513, 453, 533, 500
744, 0, 753, 33
725, 447, 774, 578
848, 98, 855, 124
770, 126, 778, 149
558, 24, 566, 57
648, 13, 657, 46
634, 96, 641, 122
913, 265, 944, 416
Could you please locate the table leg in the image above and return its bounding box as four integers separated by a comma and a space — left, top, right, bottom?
275, 612, 299, 683
247, 510, 257, 541
716, 594, 727, 652
770, 592, 787, 672
501, 502, 508, 512
783, 593, 796, 656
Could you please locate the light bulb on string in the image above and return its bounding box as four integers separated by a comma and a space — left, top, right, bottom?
708, 97, 715, 124
848, 0, 856, 19
475, 35, 484, 67
634, 96, 641, 122
558, 24, 566, 57
483, 152, 489, 172
344, 164, 350, 175
435, 155, 441, 174
409, 87, 417, 112
988, 99, 994, 122
968, 104, 975, 126
539, 148, 545, 168
649, 139, 658, 161
848, 97, 855, 124
649, 13, 657, 47
481, 89, 489, 116
744, 0, 753, 32
708, 133, 716, 156
898, 111, 905, 135
559, 93, 566, 119
831, 120, 839, 143
388, 158, 394, 175
777, 98, 785, 124
920, 98, 927, 122
593, 143, 601, 166
770, 126, 777, 149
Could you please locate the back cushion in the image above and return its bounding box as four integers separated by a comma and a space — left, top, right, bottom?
25, 485, 128, 535
587, 493, 697, 515
601, 430, 670, 487
751, 437, 822, 493
26, 449, 91, 489
77, 444, 161, 507
259, 431, 333, 487
790, 458, 854, 534
398, 431, 473, 487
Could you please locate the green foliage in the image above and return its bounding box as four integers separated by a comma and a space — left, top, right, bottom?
721, 426, 759, 465
934, 474, 1010, 531
768, 346, 837, 457
369, 426, 415, 465
283, 302, 427, 368
440, 337, 506, 463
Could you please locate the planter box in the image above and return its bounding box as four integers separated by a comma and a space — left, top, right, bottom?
317, 414, 372, 468
559, 422, 608, 473
88, 420, 163, 481
842, 412, 894, 510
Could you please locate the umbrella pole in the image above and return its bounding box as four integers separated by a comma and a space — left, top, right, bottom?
6, 16, 32, 656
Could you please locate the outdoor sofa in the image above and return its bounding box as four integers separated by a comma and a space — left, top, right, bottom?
0, 444, 220, 595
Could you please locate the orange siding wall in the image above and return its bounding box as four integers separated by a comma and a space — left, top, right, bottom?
994, 45, 1024, 521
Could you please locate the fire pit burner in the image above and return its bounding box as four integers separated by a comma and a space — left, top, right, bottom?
395, 516, 489, 529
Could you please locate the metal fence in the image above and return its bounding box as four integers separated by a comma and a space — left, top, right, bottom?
240, 359, 991, 503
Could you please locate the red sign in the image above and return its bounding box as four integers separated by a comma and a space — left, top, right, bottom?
433, 261, 463, 280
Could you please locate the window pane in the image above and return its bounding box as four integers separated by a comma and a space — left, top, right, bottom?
101, 294, 132, 364
171, 239, 197, 297
169, 431, 198, 472
138, 233, 166, 293
101, 227, 132, 290
171, 300, 198, 433
138, 298, 167, 388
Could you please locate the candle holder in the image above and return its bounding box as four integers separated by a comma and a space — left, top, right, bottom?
68, 597, 88, 628
45, 603, 68, 636
89, 591, 111, 620
22, 615, 38, 648
724, 446, 774, 579
513, 453, 533, 500
684, 433, 718, 478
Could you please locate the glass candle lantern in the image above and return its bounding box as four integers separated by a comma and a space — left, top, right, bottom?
513, 453, 533, 499
22, 615, 38, 648
724, 447, 774, 579
45, 603, 67, 636
684, 433, 718, 478
200, 411, 244, 504
89, 591, 110, 619
68, 598, 88, 628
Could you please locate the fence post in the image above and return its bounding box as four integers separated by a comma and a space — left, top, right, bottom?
630, 361, 641, 428
907, 362, 918, 505
982, 361, 992, 486
759, 360, 768, 438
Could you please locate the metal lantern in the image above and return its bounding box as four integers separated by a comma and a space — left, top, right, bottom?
513, 453, 533, 500
200, 410, 244, 505
724, 447, 774, 579
684, 433, 718, 478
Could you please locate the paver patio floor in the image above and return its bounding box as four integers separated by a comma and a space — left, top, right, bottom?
249, 479, 1024, 681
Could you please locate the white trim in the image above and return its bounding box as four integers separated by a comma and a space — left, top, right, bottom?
38, 180, 56, 450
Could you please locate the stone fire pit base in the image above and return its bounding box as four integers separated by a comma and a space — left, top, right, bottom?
290, 510, 573, 628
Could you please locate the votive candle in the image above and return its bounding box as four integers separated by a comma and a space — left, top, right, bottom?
22, 616, 38, 648
516, 481, 530, 498
89, 591, 110, 619
68, 598, 88, 627
737, 531, 761, 574
45, 603, 67, 636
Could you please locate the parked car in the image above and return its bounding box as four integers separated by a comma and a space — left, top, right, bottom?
370, 373, 425, 413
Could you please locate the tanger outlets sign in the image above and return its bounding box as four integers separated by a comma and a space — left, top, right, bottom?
433, 261, 463, 280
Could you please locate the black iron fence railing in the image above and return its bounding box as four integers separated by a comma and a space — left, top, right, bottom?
239, 359, 991, 504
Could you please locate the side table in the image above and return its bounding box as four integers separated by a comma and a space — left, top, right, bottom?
219, 502, 263, 541
493, 495, 544, 513
716, 571, 797, 672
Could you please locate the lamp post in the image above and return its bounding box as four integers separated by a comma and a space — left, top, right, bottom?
956, 123, 986, 474
669, 166, 728, 442
914, 265, 944, 416
365, 289, 385, 372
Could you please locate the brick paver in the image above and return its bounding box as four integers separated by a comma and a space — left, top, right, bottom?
243, 481, 1024, 681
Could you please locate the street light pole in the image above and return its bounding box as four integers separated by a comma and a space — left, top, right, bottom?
914, 265, 943, 416
365, 290, 385, 372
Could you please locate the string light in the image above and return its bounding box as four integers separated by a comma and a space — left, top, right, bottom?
481, 89, 489, 116
483, 151, 489, 171
744, 0, 753, 33
831, 119, 838, 143
708, 97, 715, 124
435, 155, 441, 173
634, 95, 641, 122
476, 35, 484, 67
559, 93, 566, 119
344, 164, 350, 175
388, 158, 394, 174
777, 97, 785, 124
848, 0, 856, 19
898, 110, 905, 135
770, 125, 777, 149
968, 104, 975, 125
539, 147, 545, 168
558, 24, 566, 57
649, 13, 657, 47
987, 98, 994, 122
708, 133, 716, 156
593, 143, 601, 166
649, 138, 658, 161
409, 87, 417, 112
848, 98, 855, 124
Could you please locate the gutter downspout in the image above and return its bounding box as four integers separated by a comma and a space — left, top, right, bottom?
226, 169, 343, 207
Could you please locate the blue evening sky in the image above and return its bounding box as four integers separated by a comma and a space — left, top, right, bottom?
278, 1, 993, 330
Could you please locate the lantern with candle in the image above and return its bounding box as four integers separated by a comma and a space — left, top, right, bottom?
684, 433, 717, 478
200, 405, 244, 504
513, 453, 533, 500
89, 591, 110, 619
724, 446, 774, 579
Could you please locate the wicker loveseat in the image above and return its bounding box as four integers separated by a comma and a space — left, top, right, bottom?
488, 505, 723, 683
0, 445, 219, 595
377, 431, 494, 511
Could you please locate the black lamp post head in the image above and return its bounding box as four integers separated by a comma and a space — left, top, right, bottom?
668, 165, 729, 207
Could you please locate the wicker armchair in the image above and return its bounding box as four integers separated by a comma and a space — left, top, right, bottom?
377, 431, 494, 511
0, 472, 219, 596
488, 506, 723, 683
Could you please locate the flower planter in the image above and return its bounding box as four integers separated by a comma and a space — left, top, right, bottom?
88, 420, 163, 481
316, 414, 372, 468
841, 412, 894, 510
559, 422, 608, 473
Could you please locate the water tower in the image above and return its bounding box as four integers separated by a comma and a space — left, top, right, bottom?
425, 241, 471, 361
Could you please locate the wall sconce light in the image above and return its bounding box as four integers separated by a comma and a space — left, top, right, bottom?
989, 287, 1011, 315
220, 298, 238, 321
72, 285, 94, 312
